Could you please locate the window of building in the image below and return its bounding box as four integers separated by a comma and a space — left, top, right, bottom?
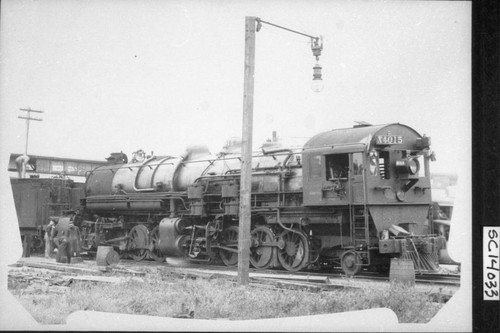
66, 162, 78, 175
36, 159, 50, 173
50, 160, 64, 173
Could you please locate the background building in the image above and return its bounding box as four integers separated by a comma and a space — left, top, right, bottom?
8, 153, 107, 182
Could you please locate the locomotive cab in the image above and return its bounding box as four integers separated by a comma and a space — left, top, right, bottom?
302, 123, 444, 274
302, 123, 432, 208
302, 144, 366, 206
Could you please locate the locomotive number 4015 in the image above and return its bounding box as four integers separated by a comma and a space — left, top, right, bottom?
376, 135, 403, 145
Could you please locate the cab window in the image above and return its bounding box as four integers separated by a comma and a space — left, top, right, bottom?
310, 155, 322, 178
325, 154, 348, 180
352, 153, 363, 176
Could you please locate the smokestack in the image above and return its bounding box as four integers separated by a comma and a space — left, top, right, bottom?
272, 131, 277, 142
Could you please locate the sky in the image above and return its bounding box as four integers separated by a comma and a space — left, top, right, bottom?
0, 0, 470, 174
0, 0, 472, 331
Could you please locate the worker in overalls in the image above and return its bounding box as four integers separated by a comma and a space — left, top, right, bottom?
54, 220, 80, 263
44, 220, 56, 258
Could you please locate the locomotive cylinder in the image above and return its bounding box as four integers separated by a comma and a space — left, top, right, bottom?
158, 217, 189, 256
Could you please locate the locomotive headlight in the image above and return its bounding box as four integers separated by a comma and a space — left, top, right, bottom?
408, 158, 420, 175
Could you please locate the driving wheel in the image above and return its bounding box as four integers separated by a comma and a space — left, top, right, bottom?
127, 225, 149, 261
149, 226, 165, 262
219, 226, 239, 266
249, 226, 275, 270
277, 229, 309, 272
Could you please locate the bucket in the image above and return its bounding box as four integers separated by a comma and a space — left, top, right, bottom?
96, 246, 113, 266
389, 258, 415, 286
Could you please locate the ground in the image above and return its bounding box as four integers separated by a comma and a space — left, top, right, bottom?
7, 254, 450, 326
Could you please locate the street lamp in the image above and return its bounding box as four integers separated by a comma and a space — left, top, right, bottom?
255, 18, 324, 93
311, 37, 324, 93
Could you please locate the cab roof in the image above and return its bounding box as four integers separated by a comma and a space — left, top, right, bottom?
303, 123, 423, 151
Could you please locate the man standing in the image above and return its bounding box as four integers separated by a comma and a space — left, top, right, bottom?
44, 220, 55, 258
54, 224, 73, 264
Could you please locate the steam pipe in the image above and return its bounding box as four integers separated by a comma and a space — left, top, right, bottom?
132, 156, 161, 192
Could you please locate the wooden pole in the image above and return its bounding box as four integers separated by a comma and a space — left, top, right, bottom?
19, 108, 44, 156
238, 16, 257, 285
18, 108, 43, 178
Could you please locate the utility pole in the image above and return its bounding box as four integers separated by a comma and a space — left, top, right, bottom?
237, 17, 322, 285
17, 108, 44, 178
238, 16, 257, 285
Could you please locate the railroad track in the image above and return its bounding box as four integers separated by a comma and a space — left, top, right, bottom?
118, 257, 461, 288
14, 255, 460, 303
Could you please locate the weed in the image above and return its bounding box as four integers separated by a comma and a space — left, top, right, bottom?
9, 271, 445, 325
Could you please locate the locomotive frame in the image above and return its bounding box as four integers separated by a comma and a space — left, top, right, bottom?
77, 123, 446, 275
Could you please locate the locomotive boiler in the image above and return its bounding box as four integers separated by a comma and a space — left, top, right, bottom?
79, 123, 446, 275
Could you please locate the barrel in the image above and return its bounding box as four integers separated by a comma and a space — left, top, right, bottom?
96, 246, 114, 266
106, 250, 120, 266
389, 258, 415, 286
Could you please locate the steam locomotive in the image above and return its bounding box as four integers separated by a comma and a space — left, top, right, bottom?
77, 123, 446, 275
